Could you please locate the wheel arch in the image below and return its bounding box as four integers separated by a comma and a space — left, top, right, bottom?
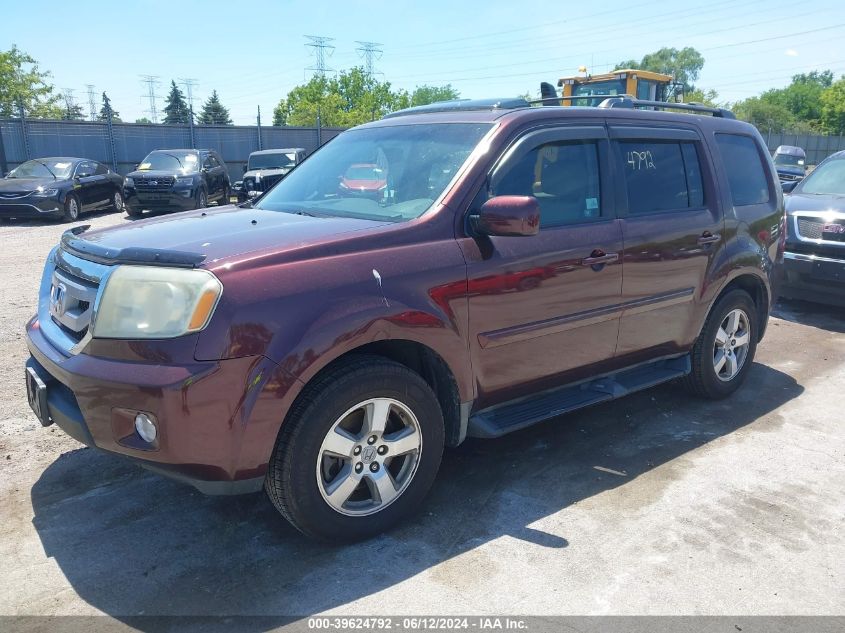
707, 271, 770, 343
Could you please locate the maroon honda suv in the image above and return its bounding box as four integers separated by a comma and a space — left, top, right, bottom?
25, 98, 784, 540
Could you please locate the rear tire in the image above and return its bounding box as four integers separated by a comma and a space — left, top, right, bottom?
683, 289, 758, 399
265, 355, 445, 541
62, 194, 80, 222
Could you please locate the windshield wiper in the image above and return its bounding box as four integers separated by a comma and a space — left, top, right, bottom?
35, 160, 57, 180
160, 153, 185, 168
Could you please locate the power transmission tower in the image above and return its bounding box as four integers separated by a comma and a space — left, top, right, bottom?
61, 88, 77, 115
179, 78, 198, 115
139, 75, 161, 123
355, 41, 383, 77
304, 35, 335, 78
85, 85, 97, 121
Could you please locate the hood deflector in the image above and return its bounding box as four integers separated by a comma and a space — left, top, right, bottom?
60, 225, 206, 268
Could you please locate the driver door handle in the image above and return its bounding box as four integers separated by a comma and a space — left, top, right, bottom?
697, 231, 721, 245
580, 250, 619, 266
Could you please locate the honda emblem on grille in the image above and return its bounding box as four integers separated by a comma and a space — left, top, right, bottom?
49, 283, 68, 317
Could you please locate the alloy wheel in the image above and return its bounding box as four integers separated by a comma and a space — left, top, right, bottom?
316, 397, 423, 516
713, 308, 751, 382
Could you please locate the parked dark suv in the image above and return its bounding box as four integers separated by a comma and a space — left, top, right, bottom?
781, 149, 845, 306
124, 149, 230, 216
25, 98, 784, 540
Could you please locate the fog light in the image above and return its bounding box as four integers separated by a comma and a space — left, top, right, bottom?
134, 413, 157, 443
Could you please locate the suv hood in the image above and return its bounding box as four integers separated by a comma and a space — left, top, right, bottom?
243, 167, 292, 179
786, 192, 845, 213
128, 169, 193, 179
73, 205, 390, 265
777, 165, 805, 177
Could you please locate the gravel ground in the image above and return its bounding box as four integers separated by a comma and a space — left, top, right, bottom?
0, 211, 843, 621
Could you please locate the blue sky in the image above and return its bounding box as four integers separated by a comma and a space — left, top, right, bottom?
5, 0, 845, 124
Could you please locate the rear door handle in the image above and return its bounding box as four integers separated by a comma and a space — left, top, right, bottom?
580, 251, 619, 267
697, 232, 721, 245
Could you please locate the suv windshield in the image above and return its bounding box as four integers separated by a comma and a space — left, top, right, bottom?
138, 151, 199, 173
249, 152, 297, 170
7, 159, 74, 179
774, 154, 804, 168
798, 158, 845, 195
254, 123, 493, 222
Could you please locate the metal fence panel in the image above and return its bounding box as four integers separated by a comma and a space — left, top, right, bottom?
0, 118, 347, 179
763, 131, 845, 165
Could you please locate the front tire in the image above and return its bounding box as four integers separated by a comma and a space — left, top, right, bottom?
111, 189, 124, 212
62, 194, 80, 222
683, 289, 758, 399
195, 188, 208, 210
266, 355, 445, 541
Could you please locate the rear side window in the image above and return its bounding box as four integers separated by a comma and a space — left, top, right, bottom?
495, 140, 602, 228
619, 141, 705, 214
715, 134, 770, 206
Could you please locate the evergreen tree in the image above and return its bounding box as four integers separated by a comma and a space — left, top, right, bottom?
198, 90, 231, 125
61, 94, 85, 120
163, 80, 189, 124
96, 92, 120, 122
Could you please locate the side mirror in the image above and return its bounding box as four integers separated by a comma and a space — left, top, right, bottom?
243, 164, 248, 173
474, 195, 540, 237
781, 180, 799, 193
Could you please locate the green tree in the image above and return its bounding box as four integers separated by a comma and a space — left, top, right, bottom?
0, 45, 62, 118
615, 46, 705, 94
682, 88, 720, 108
408, 84, 460, 107
198, 90, 232, 125
273, 69, 457, 126
820, 76, 845, 134
61, 94, 85, 121
731, 96, 804, 132
96, 92, 120, 122
163, 80, 190, 124
135, 117, 153, 124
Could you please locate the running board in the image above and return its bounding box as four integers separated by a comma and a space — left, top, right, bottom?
467, 355, 691, 439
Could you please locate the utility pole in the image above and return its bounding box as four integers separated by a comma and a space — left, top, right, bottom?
139, 75, 161, 123
256, 105, 263, 150
355, 41, 383, 77
304, 35, 335, 78
18, 102, 31, 160
85, 84, 97, 121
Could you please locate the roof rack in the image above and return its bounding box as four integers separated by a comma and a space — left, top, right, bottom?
597, 96, 735, 119
526, 94, 637, 106
383, 98, 530, 119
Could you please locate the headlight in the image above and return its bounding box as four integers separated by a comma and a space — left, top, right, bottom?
124, 177, 135, 187
33, 187, 59, 197
174, 176, 194, 186
93, 266, 222, 339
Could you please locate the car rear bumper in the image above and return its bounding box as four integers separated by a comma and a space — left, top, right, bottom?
125, 188, 197, 212
0, 199, 63, 218
781, 250, 845, 306
24, 316, 280, 495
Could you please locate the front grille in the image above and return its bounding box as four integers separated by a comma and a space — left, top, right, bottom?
134, 176, 175, 190
779, 173, 803, 182
49, 266, 98, 342
796, 216, 845, 243
0, 191, 32, 199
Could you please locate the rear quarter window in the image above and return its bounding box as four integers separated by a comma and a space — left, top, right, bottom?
715, 133, 771, 206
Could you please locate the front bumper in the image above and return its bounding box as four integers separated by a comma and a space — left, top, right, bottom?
25, 316, 277, 494
781, 250, 845, 306
0, 198, 63, 219
125, 187, 197, 212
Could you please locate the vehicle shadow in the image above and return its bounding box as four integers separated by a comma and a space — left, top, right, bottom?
30, 362, 802, 626
0, 209, 121, 228
773, 298, 845, 334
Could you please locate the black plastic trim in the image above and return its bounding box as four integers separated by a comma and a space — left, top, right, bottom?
60, 225, 206, 268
